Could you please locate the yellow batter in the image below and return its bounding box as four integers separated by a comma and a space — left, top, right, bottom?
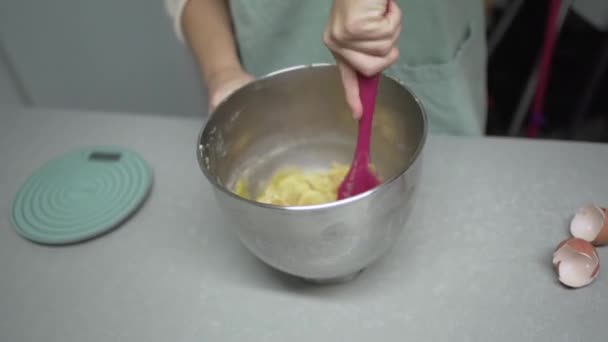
234, 163, 351, 206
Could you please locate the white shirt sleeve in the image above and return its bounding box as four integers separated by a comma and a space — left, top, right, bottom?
164, 0, 190, 42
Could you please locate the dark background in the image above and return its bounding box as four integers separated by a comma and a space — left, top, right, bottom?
486, 1, 608, 142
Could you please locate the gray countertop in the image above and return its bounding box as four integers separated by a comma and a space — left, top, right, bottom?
1, 107, 608, 342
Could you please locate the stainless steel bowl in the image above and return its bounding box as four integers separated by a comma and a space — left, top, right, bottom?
197, 64, 427, 283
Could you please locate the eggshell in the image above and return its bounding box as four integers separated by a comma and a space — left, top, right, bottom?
552, 237, 599, 288
570, 204, 608, 246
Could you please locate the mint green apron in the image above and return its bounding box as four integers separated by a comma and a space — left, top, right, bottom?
229, 0, 487, 136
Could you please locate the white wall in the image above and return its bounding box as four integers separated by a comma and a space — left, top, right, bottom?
0, 39, 22, 106
574, 0, 608, 30
0, 0, 207, 117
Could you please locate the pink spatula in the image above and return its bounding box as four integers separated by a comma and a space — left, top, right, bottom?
337, 73, 382, 200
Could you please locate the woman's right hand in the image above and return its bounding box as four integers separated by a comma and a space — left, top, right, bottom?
323, 0, 402, 119
207, 66, 254, 113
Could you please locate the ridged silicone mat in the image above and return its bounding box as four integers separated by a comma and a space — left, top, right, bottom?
11, 146, 153, 245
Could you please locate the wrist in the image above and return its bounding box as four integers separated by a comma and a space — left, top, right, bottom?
205, 64, 245, 92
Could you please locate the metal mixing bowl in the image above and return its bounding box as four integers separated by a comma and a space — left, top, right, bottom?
197, 64, 427, 283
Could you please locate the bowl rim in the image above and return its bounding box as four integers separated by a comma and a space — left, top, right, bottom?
196, 63, 428, 212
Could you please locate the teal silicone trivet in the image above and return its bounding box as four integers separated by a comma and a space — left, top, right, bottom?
11, 146, 153, 245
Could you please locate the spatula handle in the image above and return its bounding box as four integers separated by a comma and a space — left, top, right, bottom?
355, 73, 380, 165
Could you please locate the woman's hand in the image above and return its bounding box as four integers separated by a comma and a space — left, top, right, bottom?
323, 0, 402, 119
207, 67, 254, 113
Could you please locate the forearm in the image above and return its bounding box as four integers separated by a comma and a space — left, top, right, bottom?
181, 0, 243, 90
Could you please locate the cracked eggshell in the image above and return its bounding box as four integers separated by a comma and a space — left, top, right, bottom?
570, 204, 608, 246
553, 237, 600, 288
